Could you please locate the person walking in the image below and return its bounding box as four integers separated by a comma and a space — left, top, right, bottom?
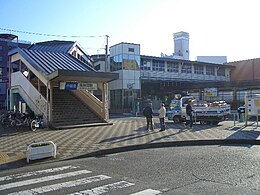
185, 99, 193, 129
143, 103, 154, 131
159, 103, 166, 131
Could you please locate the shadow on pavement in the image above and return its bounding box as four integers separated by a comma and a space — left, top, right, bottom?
0, 125, 33, 137
99, 127, 152, 145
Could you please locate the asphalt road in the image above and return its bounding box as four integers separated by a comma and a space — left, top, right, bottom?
1, 145, 260, 194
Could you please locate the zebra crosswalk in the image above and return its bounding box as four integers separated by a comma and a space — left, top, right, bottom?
0, 165, 162, 195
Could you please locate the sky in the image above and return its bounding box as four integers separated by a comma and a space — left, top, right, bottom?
0, 0, 259, 62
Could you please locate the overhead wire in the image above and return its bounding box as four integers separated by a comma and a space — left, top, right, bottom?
0, 27, 109, 54
0, 27, 106, 38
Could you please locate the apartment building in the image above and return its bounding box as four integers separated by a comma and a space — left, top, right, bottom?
0, 34, 31, 109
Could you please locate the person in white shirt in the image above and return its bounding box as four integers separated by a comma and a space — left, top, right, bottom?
159, 103, 166, 131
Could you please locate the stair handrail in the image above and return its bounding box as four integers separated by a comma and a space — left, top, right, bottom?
11, 71, 48, 117
72, 90, 105, 119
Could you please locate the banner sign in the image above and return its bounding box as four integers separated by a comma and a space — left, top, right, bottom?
60, 82, 97, 91
204, 88, 217, 97
65, 82, 78, 90
247, 94, 260, 116
78, 82, 97, 90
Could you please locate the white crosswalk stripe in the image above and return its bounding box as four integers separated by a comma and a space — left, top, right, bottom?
0, 165, 80, 182
0, 165, 161, 194
0, 170, 91, 191
8, 175, 111, 195
70, 181, 135, 195
130, 189, 162, 195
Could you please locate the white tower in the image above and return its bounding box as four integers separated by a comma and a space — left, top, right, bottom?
173, 31, 189, 60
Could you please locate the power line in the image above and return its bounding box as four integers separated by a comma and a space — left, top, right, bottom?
0, 27, 106, 38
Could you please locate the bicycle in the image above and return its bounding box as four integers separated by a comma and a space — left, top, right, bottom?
31, 114, 44, 131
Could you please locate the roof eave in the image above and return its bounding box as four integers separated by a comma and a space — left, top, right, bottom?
49, 69, 119, 83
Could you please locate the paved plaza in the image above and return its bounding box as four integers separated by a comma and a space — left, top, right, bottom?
1, 116, 260, 167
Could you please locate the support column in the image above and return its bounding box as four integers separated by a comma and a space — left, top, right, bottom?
102, 82, 109, 120
9, 90, 14, 111
47, 81, 53, 125
232, 87, 237, 110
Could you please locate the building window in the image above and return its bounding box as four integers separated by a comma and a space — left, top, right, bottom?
152, 60, 165, 71
217, 67, 225, 76
140, 59, 151, 70
167, 62, 179, 73
128, 48, 134, 52
0, 56, 3, 62
181, 63, 192, 74
206, 66, 215, 75
122, 54, 140, 70
110, 55, 123, 71
194, 65, 204, 75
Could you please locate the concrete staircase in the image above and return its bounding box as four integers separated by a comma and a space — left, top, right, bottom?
51, 88, 108, 129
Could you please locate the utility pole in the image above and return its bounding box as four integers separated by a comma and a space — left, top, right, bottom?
105, 35, 109, 72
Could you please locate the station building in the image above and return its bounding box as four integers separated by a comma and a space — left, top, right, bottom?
93, 32, 260, 113
3, 32, 260, 123
7, 39, 118, 129
95, 32, 233, 113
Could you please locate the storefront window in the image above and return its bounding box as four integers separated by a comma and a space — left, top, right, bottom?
110, 89, 122, 109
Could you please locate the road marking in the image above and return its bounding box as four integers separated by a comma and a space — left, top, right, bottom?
0, 165, 80, 181
69, 181, 135, 195
8, 175, 111, 195
0, 170, 91, 191
130, 189, 162, 195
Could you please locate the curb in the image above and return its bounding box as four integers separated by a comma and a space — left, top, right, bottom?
67, 139, 260, 160
2, 139, 260, 169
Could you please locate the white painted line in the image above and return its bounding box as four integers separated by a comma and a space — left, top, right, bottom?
0, 170, 91, 191
8, 175, 111, 195
130, 189, 162, 195
70, 181, 135, 195
0, 165, 80, 181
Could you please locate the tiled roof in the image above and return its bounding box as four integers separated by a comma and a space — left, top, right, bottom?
17, 48, 96, 76
28, 40, 75, 53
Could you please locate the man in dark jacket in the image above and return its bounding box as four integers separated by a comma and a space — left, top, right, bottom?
185, 99, 193, 129
143, 103, 154, 131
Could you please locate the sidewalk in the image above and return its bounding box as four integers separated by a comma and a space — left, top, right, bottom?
1, 117, 260, 168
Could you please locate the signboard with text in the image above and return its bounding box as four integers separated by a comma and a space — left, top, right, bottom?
204, 88, 217, 97
247, 94, 260, 116
60, 82, 97, 91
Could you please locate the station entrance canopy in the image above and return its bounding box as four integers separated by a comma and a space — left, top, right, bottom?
8, 46, 118, 128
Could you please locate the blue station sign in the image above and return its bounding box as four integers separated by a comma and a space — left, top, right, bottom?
64, 82, 78, 90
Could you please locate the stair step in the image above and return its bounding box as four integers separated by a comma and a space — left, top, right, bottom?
51, 122, 113, 130
51, 88, 104, 127
52, 119, 104, 126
